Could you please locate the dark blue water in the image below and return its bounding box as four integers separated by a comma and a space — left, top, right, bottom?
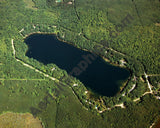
25, 34, 130, 97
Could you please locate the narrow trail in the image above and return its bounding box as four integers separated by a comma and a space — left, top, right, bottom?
11, 38, 92, 113
132, 0, 144, 28
11, 33, 160, 114
150, 122, 155, 128
73, 0, 81, 21
133, 98, 140, 102
11, 39, 57, 82
107, 47, 126, 56
133, 72, 155, 102
114, 103, 125, 109
144, 72, 153, 93
128, 84, 136, 94
148, 74, 160, 77
57, 15, 126, 57
82, 36, 126, 56
11, 38, 127, 114
97, 103, 126, 113
11, 39, 16, 56
0, 78, 46, 81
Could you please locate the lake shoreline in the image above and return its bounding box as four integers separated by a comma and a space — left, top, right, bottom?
24, 32, 131, 96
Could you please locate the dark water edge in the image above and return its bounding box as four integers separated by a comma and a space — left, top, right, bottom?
24, 34, 130, 97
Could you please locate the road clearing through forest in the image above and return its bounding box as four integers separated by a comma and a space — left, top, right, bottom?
0, 78, 46, 81
144, 72, 153, 93
11, 39, 57, 82
11, 38, 159, 114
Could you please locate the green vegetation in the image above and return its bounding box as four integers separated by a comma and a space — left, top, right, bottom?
0, 0, 160, 127
0, 112, 43, 127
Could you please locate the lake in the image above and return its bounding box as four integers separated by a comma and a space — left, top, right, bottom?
25, 34, 130, 97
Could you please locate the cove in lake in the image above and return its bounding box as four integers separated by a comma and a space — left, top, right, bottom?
25, 34, 130, 97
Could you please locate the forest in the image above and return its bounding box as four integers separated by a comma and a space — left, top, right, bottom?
0, 0, 160, 127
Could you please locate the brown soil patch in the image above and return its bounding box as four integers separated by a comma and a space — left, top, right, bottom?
154, 119, 160, 128
0, 112, 43, 128
155, 23, 160, 27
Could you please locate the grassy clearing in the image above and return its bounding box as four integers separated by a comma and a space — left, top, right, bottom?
23, 0, 37, 10
0, 112, 43, 128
